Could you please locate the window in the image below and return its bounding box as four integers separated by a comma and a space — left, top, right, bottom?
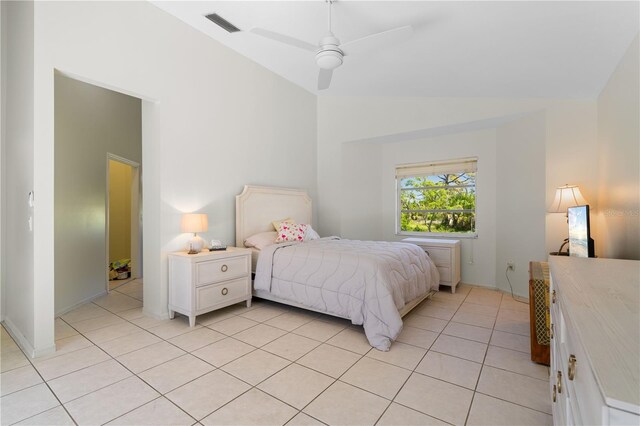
396, 158, 477, 237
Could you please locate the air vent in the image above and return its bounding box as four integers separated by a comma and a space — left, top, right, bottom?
205, 13, 241, 33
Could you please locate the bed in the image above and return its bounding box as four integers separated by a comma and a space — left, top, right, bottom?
235, 185, 439, 351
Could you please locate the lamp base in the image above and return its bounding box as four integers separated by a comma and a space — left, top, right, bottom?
187, 235, 205, 254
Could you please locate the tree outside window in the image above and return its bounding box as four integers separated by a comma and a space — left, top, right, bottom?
397, 159, 477, 237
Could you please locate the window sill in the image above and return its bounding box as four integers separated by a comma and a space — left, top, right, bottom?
397, 231, 478, 239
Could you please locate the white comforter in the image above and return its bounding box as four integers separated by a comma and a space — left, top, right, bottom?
254, 238, 439, 351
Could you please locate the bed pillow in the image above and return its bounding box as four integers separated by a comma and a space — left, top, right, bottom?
304, 226, 320, 241
272, 218, 294, 231
275, 222, 308, 243
244, 231, 277, 250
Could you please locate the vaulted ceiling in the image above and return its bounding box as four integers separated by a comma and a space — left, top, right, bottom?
152, 1, 639, 98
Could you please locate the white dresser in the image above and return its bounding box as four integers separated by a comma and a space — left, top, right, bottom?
168, 247, 252, 327
548, 257, 639, 425
403, 238, 461, 292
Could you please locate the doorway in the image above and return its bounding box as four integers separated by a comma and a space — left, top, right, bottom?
54, 74, 144, 316
106, 154, 141, 293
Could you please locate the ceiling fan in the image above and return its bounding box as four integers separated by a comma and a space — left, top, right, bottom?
250, 0, 413, 90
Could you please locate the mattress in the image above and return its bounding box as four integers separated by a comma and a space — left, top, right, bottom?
254, 238, 439, 351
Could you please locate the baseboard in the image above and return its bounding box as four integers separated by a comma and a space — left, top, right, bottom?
143, 307, 170, 320
2, 317, 55, 359
55, 290, 108, 317
457, 281, 529, 301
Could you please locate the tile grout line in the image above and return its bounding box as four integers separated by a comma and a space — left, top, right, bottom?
4, 291, 140, 423
2, 323, 80, 426
377, 287, 473, 425
104, 394, 195, 426
5, 284, 545, 426
56, 320, 167, 424
419, 286, 476, 425
147, 306, 330, 423
63, 290, 201, 425
374, 286, 476, 425
54, 297, 204, 424
408, 286, 533, 424
472, 389, 554, 416
264, 316, 381, 419
464, 292, 498, 426
463, 291, 552, 424
179, 316, 333, 423
205, 322, 347, 423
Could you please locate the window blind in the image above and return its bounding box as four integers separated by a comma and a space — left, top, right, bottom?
396, 157, 477, 178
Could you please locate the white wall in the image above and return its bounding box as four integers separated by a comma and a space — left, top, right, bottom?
318, 97, 597, 295
595, 34, 640, 260
1, 1, 47, 355
339, 121, 546, 297
54, 75, 142, 315
5, 1, 318, 354
495, 112, 546, 295
6, 1, 635, 354
0, 0, 5, 321
340, 141, 384, 241
381, 129, 498, 288
543, 102, 598, 254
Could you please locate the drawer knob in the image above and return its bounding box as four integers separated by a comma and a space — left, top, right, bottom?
552, 384, 557, 402
221, 287, 228, 296
568, 354, 576, 380
552, 289, 556, 304
221, 264, 228, 272
557, 371, 563, 394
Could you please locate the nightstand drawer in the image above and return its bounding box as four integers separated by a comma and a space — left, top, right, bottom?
196, 256, 248, 286
402, 238, 461, 292
437, 266, 451, 283
196, 278, 249, 310
425, 248, 451, 267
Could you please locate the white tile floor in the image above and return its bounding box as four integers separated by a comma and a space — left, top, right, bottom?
1, 280, 552, 425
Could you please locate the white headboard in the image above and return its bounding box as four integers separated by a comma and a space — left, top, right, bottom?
235, 185, 312, 248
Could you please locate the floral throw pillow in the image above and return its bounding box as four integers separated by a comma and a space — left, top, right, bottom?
272, 217, 294, 231
275, 222, 308, 243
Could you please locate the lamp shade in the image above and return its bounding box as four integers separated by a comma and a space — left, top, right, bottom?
548, 185, 588, 213
180, 213, 208, 233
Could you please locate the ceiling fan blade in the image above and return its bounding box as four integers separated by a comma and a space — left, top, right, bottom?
250, 28, 317, 52
341, 25, 413, 56
318, 68, 333, 90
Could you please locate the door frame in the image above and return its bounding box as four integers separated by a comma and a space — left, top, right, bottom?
106, 153, 141, 292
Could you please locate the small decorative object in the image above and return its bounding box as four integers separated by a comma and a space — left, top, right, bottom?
109, 259, 131, 280
181, 213, 208, 254
209, 239, 226, 251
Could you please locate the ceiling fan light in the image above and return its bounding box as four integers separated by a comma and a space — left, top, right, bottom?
316, 50, 343, 70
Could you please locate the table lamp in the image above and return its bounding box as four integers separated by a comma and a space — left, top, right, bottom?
548, 184, 587, 255
548, 184, 588, 215
181, 213, 208, 254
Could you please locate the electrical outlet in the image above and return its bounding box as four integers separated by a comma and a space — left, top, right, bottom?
507, 262, 515, 271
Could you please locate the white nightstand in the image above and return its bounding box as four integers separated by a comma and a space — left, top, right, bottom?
403, 238, 461, 293
168, 247, 252, 327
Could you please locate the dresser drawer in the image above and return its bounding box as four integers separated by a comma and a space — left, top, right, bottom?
195, 256, 248, 286
562, 325, 605, 425
437, 266, 451, 283
196, 277, 249, 310
425, 247, 451, 267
